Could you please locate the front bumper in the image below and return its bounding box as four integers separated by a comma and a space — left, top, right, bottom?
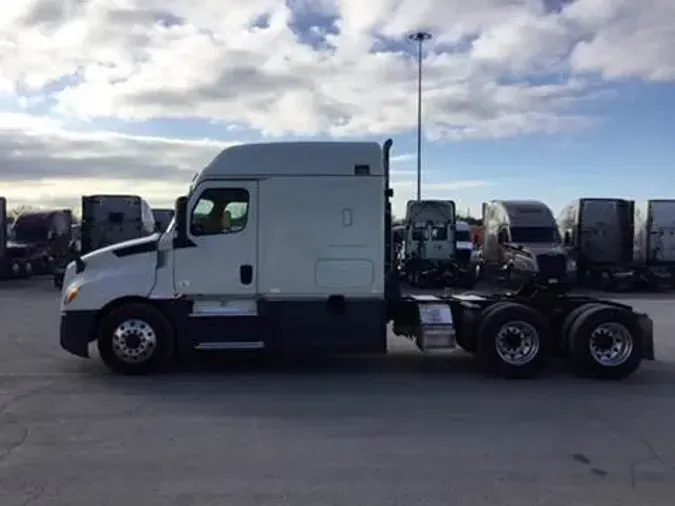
60, 310, 97, 358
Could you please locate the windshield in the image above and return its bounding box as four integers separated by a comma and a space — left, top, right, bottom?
430, 226, 447, 241
411, 226, 427, 241
456, 230, 470, 242
509, 226, 560, 244
12, 216, 49, 243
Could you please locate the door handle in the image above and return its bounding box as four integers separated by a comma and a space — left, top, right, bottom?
240, 264, 253, 285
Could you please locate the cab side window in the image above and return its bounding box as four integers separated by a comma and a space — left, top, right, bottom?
190, 188, 249, 236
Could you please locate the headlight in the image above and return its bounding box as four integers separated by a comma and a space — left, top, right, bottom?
63, 286, 80, 305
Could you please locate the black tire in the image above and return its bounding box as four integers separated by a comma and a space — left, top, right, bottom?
568, 304, 643, 380
560, 303, 602, 355
97, 303, 175, 375
476, 302, 552, 379
457, 301, 508, 354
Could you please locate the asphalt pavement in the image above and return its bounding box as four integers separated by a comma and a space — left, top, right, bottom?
1, 278, 674, 506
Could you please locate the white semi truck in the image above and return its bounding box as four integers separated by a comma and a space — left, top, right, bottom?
59, 140, 654, 380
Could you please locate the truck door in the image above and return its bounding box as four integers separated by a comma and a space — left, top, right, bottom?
648, 200, 675, 263
173, 181, 258, 298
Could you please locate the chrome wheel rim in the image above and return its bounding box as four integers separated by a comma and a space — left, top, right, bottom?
495, 320, 540, 366
589, 323, 633, 366
111, 318, 157, 364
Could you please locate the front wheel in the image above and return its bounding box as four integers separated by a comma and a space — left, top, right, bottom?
97, 303, 175, 375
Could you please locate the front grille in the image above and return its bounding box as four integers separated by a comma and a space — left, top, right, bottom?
455, 249, 471, 265
536, 253, 566, 280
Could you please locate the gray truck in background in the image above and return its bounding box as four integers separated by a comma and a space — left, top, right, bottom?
482, 200, 571, 288
80, 195, 156, 255
558, 198, 634, 289
633, 199, 675, 287
54, 195, 156, 288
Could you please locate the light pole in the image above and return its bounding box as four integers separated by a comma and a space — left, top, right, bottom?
407, 31, 432, 202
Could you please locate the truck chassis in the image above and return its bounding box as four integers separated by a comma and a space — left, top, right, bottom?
61, 280, 654, 381
393, 281, 653, 380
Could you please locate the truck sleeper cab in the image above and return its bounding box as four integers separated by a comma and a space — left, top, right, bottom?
400, 200, 461, 287
558, 198, 634, 289
59, 140, 655, 381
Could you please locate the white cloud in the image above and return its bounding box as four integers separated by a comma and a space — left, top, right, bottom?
391, 179, 495, 217
390, 153, 416, 163
0, 112, 231, 210
0, 0, 671, 142
566, 0, 675, 81
0, 112, 492, 218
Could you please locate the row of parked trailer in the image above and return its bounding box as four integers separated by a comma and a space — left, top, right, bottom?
0, 196, 174, 287
395, 198, 675, 291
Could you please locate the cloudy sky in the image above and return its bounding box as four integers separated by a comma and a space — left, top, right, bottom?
0, 0, 673, 218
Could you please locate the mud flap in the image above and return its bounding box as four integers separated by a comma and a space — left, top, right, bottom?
636, 313, 655, 360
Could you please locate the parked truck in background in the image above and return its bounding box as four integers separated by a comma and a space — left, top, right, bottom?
80, 195, 156, 255
10, 209, 73, 276
633, 199, 675, 287
481, 200, 572, 289
558, 198, 634, 290
53, 195, 156, 288
454, 220, 479, 286
0, 198, 71, 280
58, 140, 654, 381
399, 200, 460, 287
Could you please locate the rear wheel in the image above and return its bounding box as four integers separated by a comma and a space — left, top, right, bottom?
476, 302, 552, 379
568, 304, 642, 380
560, 303, 602, 355
97, 303, 175, 375
458, 301, 508, 354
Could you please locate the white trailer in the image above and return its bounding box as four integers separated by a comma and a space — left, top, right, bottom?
58, 140, 654, 381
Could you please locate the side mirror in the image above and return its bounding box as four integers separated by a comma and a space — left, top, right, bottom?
175, 196, 188, 240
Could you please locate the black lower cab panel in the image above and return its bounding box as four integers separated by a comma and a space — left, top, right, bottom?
132, 296, 389, 356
